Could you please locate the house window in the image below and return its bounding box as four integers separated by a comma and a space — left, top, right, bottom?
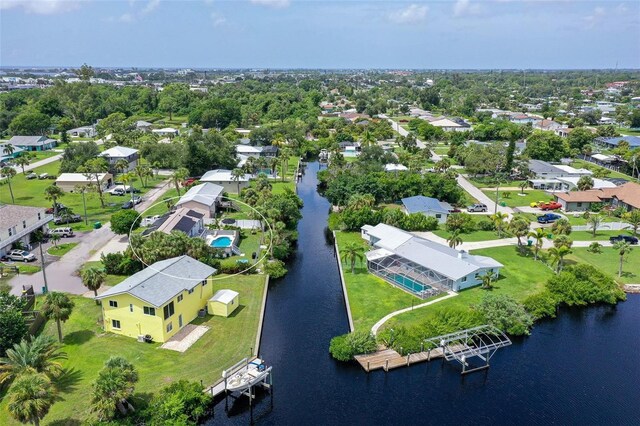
188, 288, 194, 294
109, 300, 118, 308
112, 319, 121, 329
8, 228, 12, 237
143, 306, 156, 316
461, 276, 467, 282
577, 202, 582, 207
163, 301, 175, 320
177, 295, 183, 303
38, 213, 41, 220
166, 322, 173, 333
129, 304, 133, 313
22, 220, 27, 229
435, 214, 442, 219
201, 279, 207, 286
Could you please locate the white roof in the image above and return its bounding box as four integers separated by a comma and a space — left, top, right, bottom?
554, 165, 592, 175
152, 128, 179, 134
591, 153, 613, 162
201, 169, 250, 183
384, 163, 408, 172
556, 176, 617, 189
236, 145, 262, 154
99, 146, 138, 158
210, 289, 238, 304
430, 118, 462, 128
56, 173, 109, 183
177, 182, 224, 207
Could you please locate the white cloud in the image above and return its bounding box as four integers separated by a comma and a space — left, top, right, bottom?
118, 12, 135, 23
0, 0, 82, 15
453, 0, 480, 17
615, 3, 628, 14
584, 6, 605, 27
389, 4, 428, 24
250, 0, 290, 8
141, 0, 160, 15
211, 11, 226, 27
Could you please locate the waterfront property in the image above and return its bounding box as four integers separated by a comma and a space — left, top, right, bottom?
8, 135, 57, 151
401, 195, 452, 224
175, 182, 224, 218
208, 289, 240, 317
201, 169, 251, 194
206, 230, 241, 255
154, 207, 206, 237
0, 204, 52, 256
361, 224, 502, 296
96, 255, 217, 343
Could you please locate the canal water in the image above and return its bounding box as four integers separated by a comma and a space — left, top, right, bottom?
209, 162, 640, 425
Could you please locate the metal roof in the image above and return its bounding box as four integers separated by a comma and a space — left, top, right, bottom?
177, 182, 223, 208
97, 256, 217, 307
99, 146, 139, 158
210, 289, 238, 304
401, 195, 451, 215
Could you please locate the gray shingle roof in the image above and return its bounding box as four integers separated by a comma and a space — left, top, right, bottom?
97, 256, 217, 307
401, 195, 451, 215
9, 136, 56, 146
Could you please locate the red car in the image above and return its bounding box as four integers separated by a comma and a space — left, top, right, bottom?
540, 202, 562, 211
183, 178, 197, 187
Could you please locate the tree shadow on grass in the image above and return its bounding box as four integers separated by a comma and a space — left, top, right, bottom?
48, 419, 81, 426
63, 329, 94, 345
55, 367, 82, 394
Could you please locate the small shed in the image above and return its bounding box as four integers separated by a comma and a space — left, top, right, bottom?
207, 289, 239, 317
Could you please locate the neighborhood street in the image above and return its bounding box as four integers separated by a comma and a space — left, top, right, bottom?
456, 174, 514, 216
380, 114, 442, 161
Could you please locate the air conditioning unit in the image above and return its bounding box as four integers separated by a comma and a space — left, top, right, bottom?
137, 335, 146, 343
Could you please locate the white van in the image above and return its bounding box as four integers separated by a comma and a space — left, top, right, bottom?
50, 227, 74, 238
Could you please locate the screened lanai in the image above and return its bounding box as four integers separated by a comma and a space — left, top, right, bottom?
366, 249, 450, 299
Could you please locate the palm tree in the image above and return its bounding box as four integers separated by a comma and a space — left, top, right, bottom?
280, 147, 292, 182
231, 168, 245, 194
491, 212, 508, 237
41, 292, 74, 343
269, 157, 279, 176
478, 270, 498, 289
508, 216, 530, 247
435, 158, 451, 173
577, 175, 594, 191
528, 228, 546, 261
551, 218, 572, 236
170, 167, 189, 196
3, 143, 15, 157
271, 134, 286, 148
44, 185, 65, 216
347, 194, 375, 210
0, 335, 67, 385
613, 241, 632, 278
50, 234, 61, 248
340, 242, 365, 274
1, 166, 17, 203
7, 372, 57, 426
91, 356, 138, 421
114, 159, 129, 175
15, 155, 31, 174
447, 230, 463, 248
548, 246, 571, 273
134, 164, 153, 188
519, 180, 529, 195
622, 210, 640, 236
73, 185, 89, 225
588, 214, 602, 238
361, 130, 376, 148
81, 267, 106, 303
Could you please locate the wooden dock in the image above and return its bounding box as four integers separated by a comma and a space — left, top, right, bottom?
354, 347, 447, 372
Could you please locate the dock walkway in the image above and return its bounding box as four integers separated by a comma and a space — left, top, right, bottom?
354, 347, 447, 372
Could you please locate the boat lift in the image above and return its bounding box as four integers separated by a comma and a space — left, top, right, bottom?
222, 357, 273, 423
425, 325, 512, 375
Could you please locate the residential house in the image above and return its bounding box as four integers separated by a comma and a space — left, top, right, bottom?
596, 136, 640, 150
0, 143, 25, 162
96, 255, 218, 342
66, 125, 97, 138
0, 205, 52, 257
152, 128, 179, 137
200, 169, 250, 194
360, 223, 503, 295
136, 121, 153, 132
554, 182, 640, 212
55, 172, 113, 192
154, 207, 206, 237
176, 182, 223, 218
401, 195, 452, 224
528, 159, 593, 190
8, 136, 57, 152
430, 118, 471, 132
533, 120, 563, 132
509, 113, 538, 125
98, 146, 139, 173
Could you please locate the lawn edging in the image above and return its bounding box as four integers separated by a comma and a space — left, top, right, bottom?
333, 231, 355, 332
254, 274, 270, 356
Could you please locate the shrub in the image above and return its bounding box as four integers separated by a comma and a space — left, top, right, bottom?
523, 291, 559, 320
145, 380, 212, 425
477, 220, 496, 231
546, 264, 626, 306
476, 294, 534, 336
329, 331, 377, 361
401, 213, 438, 231
445, 213, 476, 233
101, 252, 142, 275
264, 259, 287, 278
110, 210, 141, 235
0, 293, 28, 356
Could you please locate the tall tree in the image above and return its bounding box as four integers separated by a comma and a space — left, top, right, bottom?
588, 214, 602, 238
81, 267, 106, 303
447, 230, 463, 249
14, 155, 31, 174
613, 241, 632, 278
43, 185, 64, 216
231, 168, 245, 194
7, 372, 57, 426
91, 356, 138, 421
340, 242, 365, 274
528, 228, 546, 261
40, 293, 74, 343
0, 335, 67, 385
79, 157, 109, 208
171, 167, 189, 196
1, 166, 16, 203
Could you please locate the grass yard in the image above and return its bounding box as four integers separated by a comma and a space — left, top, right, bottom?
568, 230, 625, 241
467, 176, 527, 188
47, 242, 78, 257
0, 273, 267, 425
567, 247, 640, 284
382, 245, 554, 330
0, 160, 168, 232
565, 213, 620, 226
4, 263, 42, 275
433, 228, 504, 242
80, 261, 129, 287
616, 127, 640, 136
335, 231, 419, 331
484, 189, 554, 208
571, 159, 638, 183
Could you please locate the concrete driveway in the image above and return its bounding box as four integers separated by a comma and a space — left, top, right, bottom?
457, 175, 514, 216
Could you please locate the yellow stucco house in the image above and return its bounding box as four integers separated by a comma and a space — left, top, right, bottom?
96, 255, 217, 343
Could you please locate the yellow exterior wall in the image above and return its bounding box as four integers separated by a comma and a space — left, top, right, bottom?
101, 275, 215, 343
208, 294, 239, 317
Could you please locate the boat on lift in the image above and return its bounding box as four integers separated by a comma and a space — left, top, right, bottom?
222, 358, 272, 392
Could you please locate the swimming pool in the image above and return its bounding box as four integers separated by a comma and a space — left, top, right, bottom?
210, 236, 233, 248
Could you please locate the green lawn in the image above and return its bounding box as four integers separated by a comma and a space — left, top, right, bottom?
335, 231, 418, 331
0, 274, 267, 425
571, 159, 638, 183
433, 229, 504, 242
616, 127, 640, 136
565, 213, 620, 226
25, 150, 60, 161
483, 189, 554, 208
567, 248, 639, 284
47, 242, 78, 257
383, 245, 554, 330
569, 230, 625, 241
1, 160, 168, 232
11, 263, 42, 275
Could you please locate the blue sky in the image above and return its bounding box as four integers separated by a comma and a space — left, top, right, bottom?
1, 0, 639, 69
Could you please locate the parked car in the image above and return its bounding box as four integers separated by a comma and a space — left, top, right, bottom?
49, 227, 75, 238
537, 213, 562, 224
183, 178, 197, 187
122, 200, 134, 209
112, 188, 126, 196
540, 202, 562, 211
38, 173, 49, 180
7, 250, 36, 262
45, 203, 66, 214
609, 235, 639, 245
53, 214, 82, 225
449, 208, 462, 213
26, 172, 38, 180
132, 195, 142, 205
467, 203, 488, 213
